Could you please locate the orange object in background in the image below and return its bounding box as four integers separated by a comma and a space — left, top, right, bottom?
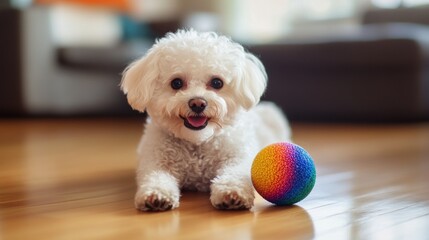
36, 0, 131, 12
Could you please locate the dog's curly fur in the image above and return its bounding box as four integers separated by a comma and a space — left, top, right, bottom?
121, 29, 291, 211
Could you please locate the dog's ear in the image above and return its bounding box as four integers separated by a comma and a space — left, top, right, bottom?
120, 51, 159, 112
234, 53, 268, 110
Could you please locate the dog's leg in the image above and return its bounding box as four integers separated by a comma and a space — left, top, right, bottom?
210, 166, 255, 210
135, 171, 180, 212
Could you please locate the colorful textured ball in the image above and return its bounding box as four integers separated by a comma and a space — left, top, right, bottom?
251, 142, 316, 205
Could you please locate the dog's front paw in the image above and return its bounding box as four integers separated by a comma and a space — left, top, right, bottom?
135, 190, 179, 212
213, 191, 252, 210
210, 184, 255, 210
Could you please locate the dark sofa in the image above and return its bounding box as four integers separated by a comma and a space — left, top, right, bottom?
253, 6, 429, 121
2, 5, 429, 121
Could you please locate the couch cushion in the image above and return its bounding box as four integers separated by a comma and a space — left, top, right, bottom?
250, 24, 429, 121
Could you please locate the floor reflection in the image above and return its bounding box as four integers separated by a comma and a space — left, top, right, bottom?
253, 204, 315, 239
129, 193, 316, 240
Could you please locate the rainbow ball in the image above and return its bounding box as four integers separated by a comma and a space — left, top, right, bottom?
251, 142, 316, 205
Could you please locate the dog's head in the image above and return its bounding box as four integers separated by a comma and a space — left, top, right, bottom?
121, 29, 267, 144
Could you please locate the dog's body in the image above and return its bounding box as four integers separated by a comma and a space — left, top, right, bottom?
121, 29, 290, 211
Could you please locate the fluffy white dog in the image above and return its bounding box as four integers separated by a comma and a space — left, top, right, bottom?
121, 29, 290, 211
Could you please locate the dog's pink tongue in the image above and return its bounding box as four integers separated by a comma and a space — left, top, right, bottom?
187, 116, 208, 128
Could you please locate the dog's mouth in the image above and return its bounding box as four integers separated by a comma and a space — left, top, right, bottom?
180, 115, 209, 130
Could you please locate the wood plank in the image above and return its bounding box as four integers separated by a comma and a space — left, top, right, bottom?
1, 119, 428, 239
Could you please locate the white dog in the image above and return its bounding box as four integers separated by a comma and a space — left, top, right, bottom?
121, 29, 290, 211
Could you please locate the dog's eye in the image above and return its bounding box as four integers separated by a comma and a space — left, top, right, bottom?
171, 78, 184, 90
209, 78, 223, 90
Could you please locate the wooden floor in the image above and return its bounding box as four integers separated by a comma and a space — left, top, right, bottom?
0, 118, 428, 240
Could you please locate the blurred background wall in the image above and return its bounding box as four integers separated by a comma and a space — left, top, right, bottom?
1, 0, 429, 121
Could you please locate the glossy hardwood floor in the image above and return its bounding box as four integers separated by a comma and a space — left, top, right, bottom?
0, 118, 428, 240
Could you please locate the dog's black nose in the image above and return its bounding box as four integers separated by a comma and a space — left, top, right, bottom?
188, 98, 207, 114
